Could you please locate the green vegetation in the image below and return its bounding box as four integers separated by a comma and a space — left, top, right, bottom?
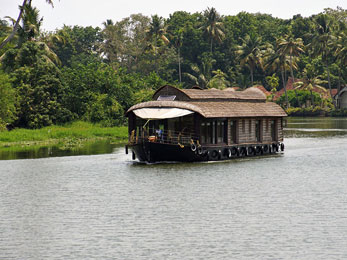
1, 4, 347, 143
0, 121, 128, 150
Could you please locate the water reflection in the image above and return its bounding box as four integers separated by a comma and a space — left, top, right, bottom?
285, 117, 347, 138
0, 140, 123, 160
1, 117, 347, 160
1, 118, 347, 259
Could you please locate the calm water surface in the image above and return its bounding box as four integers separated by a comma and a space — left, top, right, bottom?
1, 117, 347, 259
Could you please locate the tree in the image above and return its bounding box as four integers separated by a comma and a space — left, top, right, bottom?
2, 42, 72, 128
335, 24, 347, 96
0, 0, 55, 50
2, 5, 60, 65
146, 15, 169, 54
294, 69, 327, 106
207, 69, 230, 89
266, 73, 279, 101
264, 39, 300, 108
51, 25, 102, 66
308, 14, 336, 106
201, 7, 225, 54
236, 34, 265, 86
278, 34, 304, 106
173, 30, 184, 84
0, 71, 17, 129
184, 55, 216, 88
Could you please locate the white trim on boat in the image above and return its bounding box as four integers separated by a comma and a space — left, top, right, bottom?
133, 107, 194, 119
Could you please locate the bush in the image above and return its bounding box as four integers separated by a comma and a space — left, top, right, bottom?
277, 89, 323, 108
329, 108, 347, 117
285, 106, 332, 116
0, 71, 17, 129
84, 94, 125, 126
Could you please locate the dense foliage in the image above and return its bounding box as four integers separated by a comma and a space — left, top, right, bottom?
0, 4, 346, 129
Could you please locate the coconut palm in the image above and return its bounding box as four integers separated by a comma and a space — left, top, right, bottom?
278, 35, 304, 84
308, 14, 336, 105
173, 30, 184, 84
278, 34, 304, 107
184, 57, 216, 89
236, 34, 265, 86
0, 0, 55, 50
1, 5, 60, 66
207, 69, 230, 89
264, 39, 299, 108
335, 29, 347, 95
201, 7, 225, 54
145, 15, 169, 54
294, 70, 327, 107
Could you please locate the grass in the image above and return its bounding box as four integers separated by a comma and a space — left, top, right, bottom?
0, 121, 128, 150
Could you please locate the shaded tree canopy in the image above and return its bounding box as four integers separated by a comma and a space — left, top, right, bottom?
0, 5, 346, 128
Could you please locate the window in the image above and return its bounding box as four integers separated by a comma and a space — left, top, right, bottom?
255, 120, 261, 142
271, 120, 277, 141
217, 121, 225, 143
157, 95, 176, 101
249, 119, 252, 137
201, 122, 206, 143
200, 119, 227, 144
206, 122, 212, 143
230, 120, 237, 144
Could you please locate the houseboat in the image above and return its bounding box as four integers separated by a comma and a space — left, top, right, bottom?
125, 85, 287, 163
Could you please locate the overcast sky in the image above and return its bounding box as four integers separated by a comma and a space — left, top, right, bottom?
1, 0, 346, 31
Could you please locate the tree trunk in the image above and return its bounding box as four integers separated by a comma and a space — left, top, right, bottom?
290, 55, 301, 107
210, 39, 213, 54
281, 70, 289, 108
0, 0, 28, 51
250, 68, 253, 86
326, 60, 336, 109
178, 47, 181, 84
337, 68, 342, 108
310, 90, 314, 107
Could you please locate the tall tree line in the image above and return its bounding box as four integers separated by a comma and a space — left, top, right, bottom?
0, 5, 346, 129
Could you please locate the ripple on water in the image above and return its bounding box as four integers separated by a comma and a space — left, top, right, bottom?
1, 119, 347, 259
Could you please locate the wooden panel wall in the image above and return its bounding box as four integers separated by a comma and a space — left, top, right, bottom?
226, 117, 283, 144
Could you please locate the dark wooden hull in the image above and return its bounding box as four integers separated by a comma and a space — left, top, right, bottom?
127, 142, 284, 163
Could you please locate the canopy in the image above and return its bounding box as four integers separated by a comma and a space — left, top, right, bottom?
133, 107, 194, 119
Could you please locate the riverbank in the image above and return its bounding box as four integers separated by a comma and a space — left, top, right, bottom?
285, 107, 347, 117
0, 121, 128, 151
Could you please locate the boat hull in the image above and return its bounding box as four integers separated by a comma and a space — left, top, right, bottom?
128, 142, 283, 163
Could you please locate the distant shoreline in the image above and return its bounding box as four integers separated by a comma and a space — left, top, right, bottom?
0, 121, 128, 151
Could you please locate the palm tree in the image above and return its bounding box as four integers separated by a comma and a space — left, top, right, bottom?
278, 34, 304, 107
174, 30, 184, 84
294, 70, 327, 107
145, 15, 169, 55
308, 14, 336, 106
0, 0, 55, 50
264, 39, 300, 108
184, 57, 216, 89
1, 5, 60, 66
100, 19, 118, 63
236, 34, 264, 86
207, 69, 230, 89
335, 29, 347, 99
201, 7, 225, 54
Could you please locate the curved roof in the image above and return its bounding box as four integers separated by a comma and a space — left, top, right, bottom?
153, 85, 266, 101
127, 100, 287, 118
180, 88, 266, 101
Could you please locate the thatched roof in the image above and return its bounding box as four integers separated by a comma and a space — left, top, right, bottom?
153, 85, 266, 101
127, 100, 287, 118
181, 88, 266, 101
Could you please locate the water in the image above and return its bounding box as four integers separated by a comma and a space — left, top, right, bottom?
1, 117, 347, 259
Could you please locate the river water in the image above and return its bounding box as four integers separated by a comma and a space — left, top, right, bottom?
1, 117, 347, 259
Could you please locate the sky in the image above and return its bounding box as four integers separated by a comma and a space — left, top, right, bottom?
1, 0, 346, 31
